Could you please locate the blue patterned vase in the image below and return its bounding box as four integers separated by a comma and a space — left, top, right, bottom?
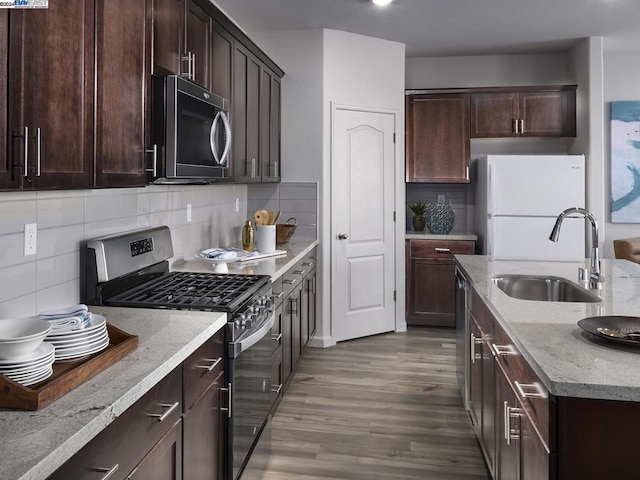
426, 203, 455, 234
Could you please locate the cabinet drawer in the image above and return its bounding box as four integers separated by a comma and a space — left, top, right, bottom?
281, 268, 302, 298
410, 239, 474, 259
183, 328, 225, 411
493, 323, 553, 451
48, 366, 183, 480
272, 276, 284, 307
470, 288, 494, 337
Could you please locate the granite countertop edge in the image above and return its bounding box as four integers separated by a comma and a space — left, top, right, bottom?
455, 255, 640, 402
406, 232, 478, 241
1, 308, 227, 480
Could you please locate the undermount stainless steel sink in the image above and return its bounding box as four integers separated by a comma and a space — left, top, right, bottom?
492, 274, 602, 303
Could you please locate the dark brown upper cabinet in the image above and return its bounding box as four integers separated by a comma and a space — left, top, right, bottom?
405, 92, 470, 183
260, 67, 281, 183
186, 0, 212, 89
94, 0, 149, 188
470, 86, 577, 138
0, 11, 12, 189
6, 1, 94, 190
211, 20, 233, 101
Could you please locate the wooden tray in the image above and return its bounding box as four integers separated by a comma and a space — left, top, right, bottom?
0, 323, 139, 410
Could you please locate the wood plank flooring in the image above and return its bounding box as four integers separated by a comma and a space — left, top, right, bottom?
262, 327, 490, 480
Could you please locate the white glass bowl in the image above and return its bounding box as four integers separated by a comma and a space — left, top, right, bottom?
0, 318, 52, 360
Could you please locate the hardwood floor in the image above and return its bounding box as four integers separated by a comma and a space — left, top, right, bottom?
263, 327, 490, 480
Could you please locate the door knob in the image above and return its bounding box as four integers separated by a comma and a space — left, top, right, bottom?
338, 233, 348, 240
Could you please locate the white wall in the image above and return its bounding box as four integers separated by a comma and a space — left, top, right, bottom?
603, 50, 640, 257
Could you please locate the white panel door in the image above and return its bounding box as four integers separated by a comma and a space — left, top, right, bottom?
332, 107, 395, 342
491, 216, 585, 260
489, 155, 585, 216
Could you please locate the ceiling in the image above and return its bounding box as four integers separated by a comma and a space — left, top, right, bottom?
212, 0, 640, 57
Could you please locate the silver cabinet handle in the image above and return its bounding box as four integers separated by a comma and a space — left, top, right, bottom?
145, 144, 158, 176
470, 333, 482, 363
492, 344, 517, 356
519, 119, 524, 134
94, 464, 119, 480
338, 233, 348, 240
147, 401, 179, 422
220, 382, 232, 418
271, 384, 282, 394
514, 381, 546, 399
282, 279, 296, 285
290, 297, 299, 315
182, 51, 194, 80
294, 269, 306, 276
434, 248, 451, 253
23, 126, 29, 178
251, 158, 257, 178
302, 262, 313, 267
466, 165, 469, 181
192, 53, 196, 81
273, 291, 284, 299
273, 161, 279, 177
272, 333, 282, 342
35, 127, 41, 177
312, 276, 316, 295
513, 118, 519, 134
506, 405, 523, 445
196, 357, 222, 372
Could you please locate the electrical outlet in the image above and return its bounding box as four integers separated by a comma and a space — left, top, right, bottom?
24, 223, 37, 256
235, 198, 239, 213
187, 203, 192, 222
437, 194, 445, 204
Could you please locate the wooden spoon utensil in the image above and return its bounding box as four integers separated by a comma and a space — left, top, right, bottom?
254, 210, 269, 225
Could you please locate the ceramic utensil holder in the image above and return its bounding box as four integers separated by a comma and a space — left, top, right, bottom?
256, 224, 276, 253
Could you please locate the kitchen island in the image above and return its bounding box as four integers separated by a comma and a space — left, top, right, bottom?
0, 308, 227, 480
455, 255, 640, 479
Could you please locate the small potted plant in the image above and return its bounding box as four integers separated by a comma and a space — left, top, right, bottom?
407, 201, 428, 232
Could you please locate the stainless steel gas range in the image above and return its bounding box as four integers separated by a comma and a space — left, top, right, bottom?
82, 225, 274, 480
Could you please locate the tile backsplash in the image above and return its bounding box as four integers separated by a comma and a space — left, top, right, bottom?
0, 184, 247, 318
248, 182, 318, 240
405, 183, 475, 234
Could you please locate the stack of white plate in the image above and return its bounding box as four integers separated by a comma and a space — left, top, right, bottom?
44, 314, 110, 361
0, 343, 55, 386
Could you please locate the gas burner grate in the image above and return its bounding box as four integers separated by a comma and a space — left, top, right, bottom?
106, 272, 269, 312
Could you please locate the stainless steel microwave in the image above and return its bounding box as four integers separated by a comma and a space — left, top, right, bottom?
151, 75, 231, 184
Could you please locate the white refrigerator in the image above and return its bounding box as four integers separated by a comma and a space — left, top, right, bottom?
475, 154, 586, 260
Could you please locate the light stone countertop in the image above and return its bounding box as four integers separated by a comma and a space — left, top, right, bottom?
455, 255, 640, 402
174, 239, 319, 280
0, 307, 227, 480
406, 232, 478, 241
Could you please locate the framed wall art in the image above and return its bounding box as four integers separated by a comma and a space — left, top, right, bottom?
611, 100, 640, 223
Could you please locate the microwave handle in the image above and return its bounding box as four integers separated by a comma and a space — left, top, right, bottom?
218, 111, 231, 167
210, 111, 221, 165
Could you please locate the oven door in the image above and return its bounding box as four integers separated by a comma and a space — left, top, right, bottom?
228, 313, 275, 480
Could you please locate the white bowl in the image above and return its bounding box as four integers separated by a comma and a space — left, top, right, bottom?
0, 318, 52, 360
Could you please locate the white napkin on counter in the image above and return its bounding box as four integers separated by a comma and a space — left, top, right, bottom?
38, 304, 91, 333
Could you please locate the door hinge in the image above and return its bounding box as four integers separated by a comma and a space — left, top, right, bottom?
393, 133, 396, 143
393, 290, 397, 301
393, 211, 396, 222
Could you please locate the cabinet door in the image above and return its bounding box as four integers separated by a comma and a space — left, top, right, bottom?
260, 68, 281, 183
211, 20, 233, 101
519, 411, 550, 480
405, 93, 470, 183
232, 44, 261, 183
291, 284, 303, 369
281, 291, 293, 387
152, 0, 184, 76
9, 1, 93, 189
496, 367, 519, 480
183, 371, 223, 480
308, 269, 317, 339
519, 90, 575, 137
0, 11, 12, 189
94, 0, 148, 188
407, 258, 457, 327
186, 0, 211, 88
470, 92, 518, 138
468, 319, 483, 431
128, 419, 183, 480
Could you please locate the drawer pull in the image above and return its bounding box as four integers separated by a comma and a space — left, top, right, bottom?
505, 405, 523, 445
302, 262, 314, 267
272, 333, 282, 342
94, 464, 119, 480
147, 401, 179, 422
470, 333, 482, 363
273, 291, 284, 299
515, 381, 547, 399
294, 269, 306, 276
435, 247, 451, 253
197, 357, 222, 372
492, 344, 517, 356
271, 384, 283, 394
282, 279, 296, 285
221, 382, 232, 418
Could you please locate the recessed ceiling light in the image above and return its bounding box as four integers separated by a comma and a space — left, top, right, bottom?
372, 0, 393, 6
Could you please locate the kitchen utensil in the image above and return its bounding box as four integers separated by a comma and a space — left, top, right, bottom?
273, 209, 282, 224
597, 327, 640, 339
276, 217, 297, 245
256, 224, 276, 253
254, 210, 269, 225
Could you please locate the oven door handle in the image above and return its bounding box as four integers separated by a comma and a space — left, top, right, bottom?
229, 311, 275, 358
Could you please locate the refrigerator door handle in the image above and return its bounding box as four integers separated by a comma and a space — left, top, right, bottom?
488, 164, 495, 256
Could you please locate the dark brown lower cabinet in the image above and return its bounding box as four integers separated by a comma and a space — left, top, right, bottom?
128, 420, 183, 480
183, 370, 224, 480
406, 239, 475, 327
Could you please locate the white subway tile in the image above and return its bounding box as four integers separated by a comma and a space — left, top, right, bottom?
36, 195, 85, 229
37, 252, 79, 290
0, 262, 36, 303
0, 197, 37, 235
0, 293, 37, 318
36, 279, 81, 313
37, 224, 84, 259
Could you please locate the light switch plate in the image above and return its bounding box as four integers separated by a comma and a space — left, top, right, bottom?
437, 194, 445, 204
24, 223, 37, 256
187, 204, 192, 222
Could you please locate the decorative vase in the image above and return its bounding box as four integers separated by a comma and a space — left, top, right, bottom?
412, 216, 426, 232
426, 203, 455, 234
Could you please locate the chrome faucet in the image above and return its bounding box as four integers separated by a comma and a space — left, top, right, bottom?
549, 207, 604, 288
